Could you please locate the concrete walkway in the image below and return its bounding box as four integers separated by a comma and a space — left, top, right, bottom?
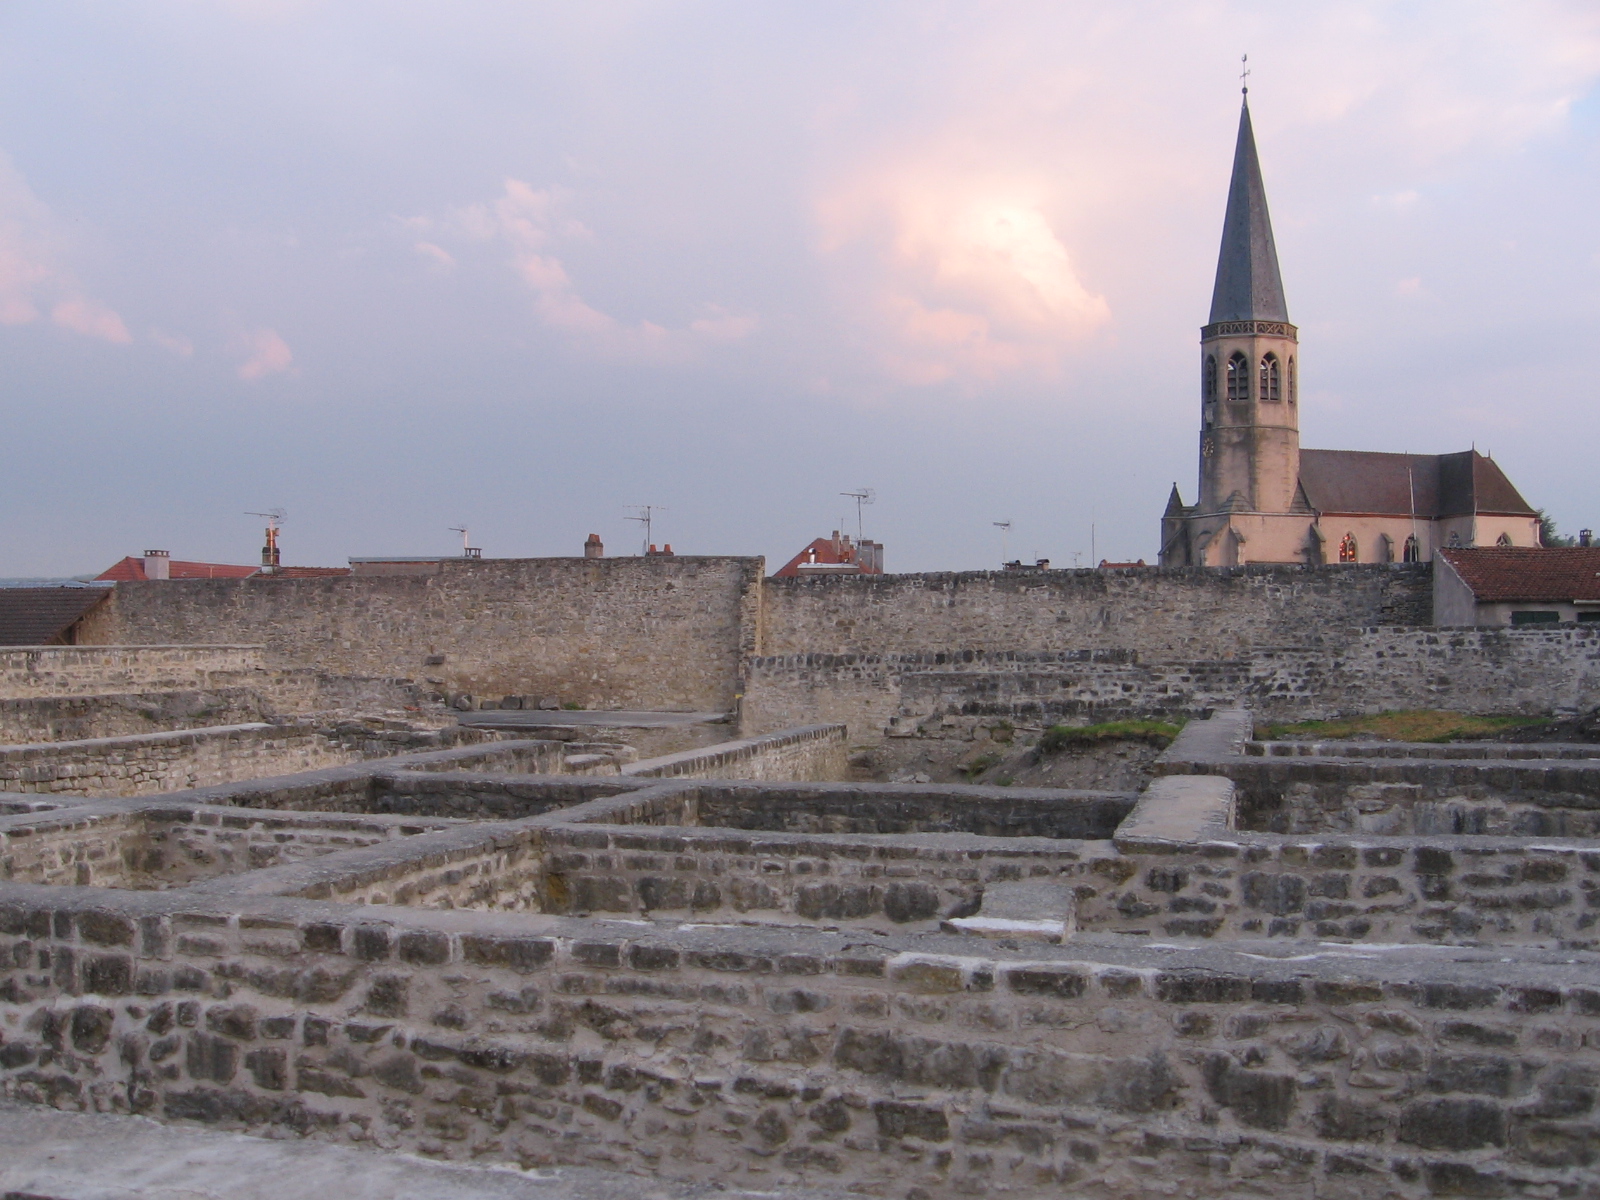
0, 1100, 832, 1200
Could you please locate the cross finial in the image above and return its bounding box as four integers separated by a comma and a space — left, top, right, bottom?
1240, 53, 1250, 95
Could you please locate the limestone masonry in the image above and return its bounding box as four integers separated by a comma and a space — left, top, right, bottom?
3, 554, 1600, 1199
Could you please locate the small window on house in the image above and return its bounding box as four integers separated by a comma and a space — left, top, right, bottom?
1448, 532, 1462, 548
1578, 611, 1600, 623
1496, 532, 1513, 547
1403, 535, 1421, 562
1339, 533, 1358, 563
1260, 354, 1281, 402
1226, 352, 1249, 403
1510, 610, 1561, 626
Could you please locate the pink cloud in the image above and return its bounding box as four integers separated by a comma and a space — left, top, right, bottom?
0, 151, 131, 346
235, 327, 294, 380
423, 181, 756, 362
52, 297, 132, 344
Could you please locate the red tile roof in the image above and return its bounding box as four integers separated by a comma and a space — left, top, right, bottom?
1439, 547, 1600, 603
96, 556, 259, 582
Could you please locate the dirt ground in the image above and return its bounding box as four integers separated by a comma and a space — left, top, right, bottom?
847, 719, 1166, 793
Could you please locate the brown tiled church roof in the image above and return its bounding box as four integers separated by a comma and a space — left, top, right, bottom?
1297, 449, 1534, 519
1439, 547, 1600, 603
0, 587, 110, 645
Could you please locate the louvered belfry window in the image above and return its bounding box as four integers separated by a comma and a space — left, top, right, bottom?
1226, 352, 1249, 402
1260, 354, 1280, 402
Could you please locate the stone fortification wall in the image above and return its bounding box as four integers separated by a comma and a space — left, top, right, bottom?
760, 564, 1432, 659
77, 557, 766, 714
0, 646, 265, 698
2, 888, 1597, 1197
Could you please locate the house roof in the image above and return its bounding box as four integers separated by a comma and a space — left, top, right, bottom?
1209, 97, 1289, 324
96, 557, 259, 582
773, 535, 864, 579
0, 587, 111, 645
1297, 449, 1535, 519
1439, 547, 1600, 603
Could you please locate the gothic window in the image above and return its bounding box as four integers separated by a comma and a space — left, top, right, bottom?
1260, 354, 1281, 402
1226, 352, 1249, 403
1339, 533, 1358, 563
1496, 532, 1513, 547
1287, 357, 1296, 403
1403, 535, 1421, 562
1378, 533, 1395, 563
1203, 355, 1217, 399
1448, 531, 1462, 548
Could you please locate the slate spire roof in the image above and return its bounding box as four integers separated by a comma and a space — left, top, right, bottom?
1209, 97, 1289, 324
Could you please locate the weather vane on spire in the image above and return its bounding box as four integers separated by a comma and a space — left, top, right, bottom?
1240, 53, 1250, 95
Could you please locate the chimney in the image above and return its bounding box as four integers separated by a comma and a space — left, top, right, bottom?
143, 550, 171, 581
1581, 530, 1594, 548
260, 526, 280, 574
584, 533, 604, 559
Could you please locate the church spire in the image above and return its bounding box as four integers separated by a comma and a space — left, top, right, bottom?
1208, 96, 1288, 324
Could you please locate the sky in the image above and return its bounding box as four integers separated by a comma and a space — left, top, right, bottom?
0, 0, 1596, 576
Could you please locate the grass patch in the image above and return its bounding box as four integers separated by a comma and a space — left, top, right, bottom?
1037, 719, 1185, 755
961, 751, 1005, 779
1257, 710, 1550, 744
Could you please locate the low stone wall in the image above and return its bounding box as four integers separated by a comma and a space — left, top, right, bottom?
623, 725, 848, 782
0, 689, 271, 744
2, 887, 1597, 1196
0, 725, 364, 797
0, 646, 266, 698
0, 804, 451, 890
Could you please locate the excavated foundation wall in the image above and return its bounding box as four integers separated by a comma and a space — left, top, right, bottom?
0, 891, 1596, 1198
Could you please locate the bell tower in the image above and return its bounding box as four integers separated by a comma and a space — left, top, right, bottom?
1197, 94, 1299, 518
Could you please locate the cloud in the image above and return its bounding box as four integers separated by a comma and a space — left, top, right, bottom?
52, 297, 132, 344
413, 241, 455, 269
235, 327, 294, 380
150, 329, 195, 358
0, 150, 131, 345
423, 180, 756, 360
818, 169, 1110, 385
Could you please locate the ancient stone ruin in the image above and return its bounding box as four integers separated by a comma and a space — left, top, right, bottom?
4, 558, 1600, 1197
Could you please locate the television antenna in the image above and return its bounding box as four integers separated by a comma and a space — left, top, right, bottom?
840, 488, 874, 543
246, 508, 286, 532
625, 505, 666, 555
992, 520, 1012, 565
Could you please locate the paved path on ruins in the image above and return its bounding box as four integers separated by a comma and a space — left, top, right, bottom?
0, 1099, 834, 1200
458, 710, 731, 730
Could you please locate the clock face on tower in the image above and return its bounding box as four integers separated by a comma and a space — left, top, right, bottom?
1202, 436, 1216, 458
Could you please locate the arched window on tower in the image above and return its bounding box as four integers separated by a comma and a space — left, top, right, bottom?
1403, 535, 1421, 563
1287, 357, 1296, 404
1203, 355, 1217, 399
1339, 533, 1358, 563
1496, 532, 1513, 547
1260, 354, 1281, 402
1226, 352, 1249, 403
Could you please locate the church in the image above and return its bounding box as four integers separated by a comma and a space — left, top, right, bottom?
1159, 94, 1540, 567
